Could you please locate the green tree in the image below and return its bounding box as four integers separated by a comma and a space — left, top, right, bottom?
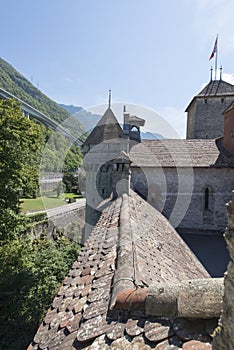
0, 99, 44, 241
62, 172, 79, 193
64, 144, 82, 172
0, 235, 80, 350
41, 131, 82, 173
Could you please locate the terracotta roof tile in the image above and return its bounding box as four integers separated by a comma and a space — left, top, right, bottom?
155, 336, 183, 349
30, 192, 218, 349
144, 320, 173, 342
106, 322, 125, 341
77, 314, 113, 342
182, 340, 212, 349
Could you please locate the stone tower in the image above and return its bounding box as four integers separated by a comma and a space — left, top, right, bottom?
186, 77, 234, 139
82, 106, 145, 241
82, 107, 125, 240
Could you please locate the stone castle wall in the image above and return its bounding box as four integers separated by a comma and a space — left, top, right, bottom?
213, 191, 234, 349
132, 166, 234, 232
28, 204, 85, 243
187, 96, 234, 139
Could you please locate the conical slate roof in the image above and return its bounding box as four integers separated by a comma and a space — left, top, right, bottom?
198, 79, 234, 97
83, 108, 123, 146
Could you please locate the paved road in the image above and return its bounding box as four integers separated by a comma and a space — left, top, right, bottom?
26, 198, 86, 217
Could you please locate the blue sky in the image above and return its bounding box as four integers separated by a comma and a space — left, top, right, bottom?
1, 0, 234, 137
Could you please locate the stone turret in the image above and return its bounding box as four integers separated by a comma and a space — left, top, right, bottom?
82, 108, 125, 240
82, 105, 145, 241
186, 78, 234, 139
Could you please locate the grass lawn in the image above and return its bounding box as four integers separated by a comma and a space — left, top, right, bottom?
21, 193, 82, 213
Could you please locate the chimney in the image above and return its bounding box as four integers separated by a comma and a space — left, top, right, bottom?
123, 107, 130, 137
223, 103, 234, 154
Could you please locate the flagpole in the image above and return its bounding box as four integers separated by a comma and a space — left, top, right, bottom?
215, 34, 218, 80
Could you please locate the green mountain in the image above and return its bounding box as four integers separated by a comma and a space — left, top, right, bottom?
0, 57, 85, 136
59, 103, 101, 131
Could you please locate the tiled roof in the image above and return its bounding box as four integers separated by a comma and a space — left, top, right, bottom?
197, 80, 234, 97
29, 191, 217, 350
129, 139, 222, 168
82, 108, 123, 146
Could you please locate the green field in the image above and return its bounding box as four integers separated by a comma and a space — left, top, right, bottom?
21, 193, 82, 213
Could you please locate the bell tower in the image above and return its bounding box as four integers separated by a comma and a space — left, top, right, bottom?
123, 106, 145, 148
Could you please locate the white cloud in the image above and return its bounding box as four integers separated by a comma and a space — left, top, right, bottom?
222, 72, 234, 85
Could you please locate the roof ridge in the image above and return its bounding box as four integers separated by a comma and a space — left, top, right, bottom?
110, 193, 139, 309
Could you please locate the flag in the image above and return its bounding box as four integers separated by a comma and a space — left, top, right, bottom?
209, 35, 218, 60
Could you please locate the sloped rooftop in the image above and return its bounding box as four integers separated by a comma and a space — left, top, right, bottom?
82, 108, 123, 146
185, 79, 234, 112
29, 191, 218, 350
198, 79, 234, 97
130, 139, 234, 168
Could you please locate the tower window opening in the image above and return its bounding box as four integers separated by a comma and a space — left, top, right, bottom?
204, 187, 209, 209
221, 98, 224, 103
205, 99, 208, 103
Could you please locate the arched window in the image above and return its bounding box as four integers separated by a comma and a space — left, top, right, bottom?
131, 126, 139, 132
204, 187, 209, 209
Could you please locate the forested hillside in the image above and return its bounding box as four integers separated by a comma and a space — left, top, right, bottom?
0, 57, 84, 134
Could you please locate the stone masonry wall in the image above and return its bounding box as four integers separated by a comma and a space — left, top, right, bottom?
213, 191, 234, 349
28, 205, 85, 243
132, 167, 234, 232
187, 96, 234, 139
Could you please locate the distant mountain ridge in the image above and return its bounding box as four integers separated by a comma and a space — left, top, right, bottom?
60, 103, 165, 139
59, 104, 83, 115
59, 104, 101, 132
0, 56, 165, 140
0, 57, 85, 135
141, 131, 166, 140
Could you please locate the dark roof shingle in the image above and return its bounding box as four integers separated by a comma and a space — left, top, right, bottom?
130, 139, 221, 168
83, 108, 123, 146
198, 80, 234, 97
